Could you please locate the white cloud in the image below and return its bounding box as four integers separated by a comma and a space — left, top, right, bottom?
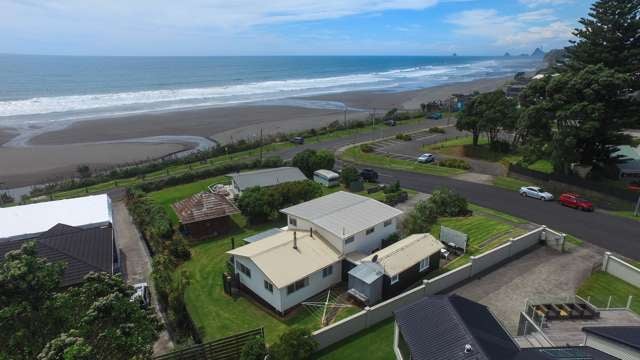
447, 8, 573, 49
519, 0, 575, 8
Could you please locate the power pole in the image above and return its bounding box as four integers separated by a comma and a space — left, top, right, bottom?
259, 128, 263, 163
635, 194, 640, 217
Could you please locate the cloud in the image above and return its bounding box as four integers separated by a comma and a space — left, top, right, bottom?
447, 8, 572, 48
518, 0, 575, 8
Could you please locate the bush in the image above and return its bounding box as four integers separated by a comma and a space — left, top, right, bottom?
489, 139, 511, 153
428, 188, 469, 217
360, 143, 374, 153
269, 328, 317, 360
240, 337, 267, 360
340, 166, 360, 187
384, 191, 408, 206
402, 200, 438, 236
427, 127, 446, 134
238, 180, 323, 224
383, 180, 401, 194
395, 133, 412, 141
438, 158, 471, 170
292, 150, 335, 178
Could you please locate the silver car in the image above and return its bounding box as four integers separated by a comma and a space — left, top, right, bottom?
519, 186, 554, 201
417, 153, 435, 163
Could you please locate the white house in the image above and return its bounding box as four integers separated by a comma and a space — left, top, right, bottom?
227, 191, 403, 314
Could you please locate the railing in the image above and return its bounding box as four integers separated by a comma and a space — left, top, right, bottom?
154, 328, 264, 360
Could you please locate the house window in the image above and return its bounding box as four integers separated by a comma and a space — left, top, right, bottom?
366, 227, 375, 235
289, 217, 297, 226
322, 265, 333, 278
419, 257, 430, 272
345, 236, 354, 245
384, 219, 393, 227
264, 280, 273, 293
390, 274, 399, 284
287, 277, 309, 295
238, 262, 251, 278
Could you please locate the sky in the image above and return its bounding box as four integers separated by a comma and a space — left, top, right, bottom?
1, 0, 594, 56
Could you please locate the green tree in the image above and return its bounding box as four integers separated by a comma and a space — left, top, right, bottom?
428, 188, 469, 217
76, 165, 91, 179
340, 166, 360, 187
237, 187, 276, 223
292, 149, 335, 178
456, 90, 518, 147
239, 337, 267, 360
402, 200, 438, 236
269, 328, 317, 360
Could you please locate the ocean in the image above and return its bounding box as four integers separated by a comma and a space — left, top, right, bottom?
0, 55, 542, 128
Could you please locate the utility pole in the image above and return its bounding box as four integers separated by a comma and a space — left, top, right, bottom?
259, 128, 263, 163
635, 193, 640, 217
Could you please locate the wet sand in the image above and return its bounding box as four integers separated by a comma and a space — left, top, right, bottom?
1, 76, 510, 187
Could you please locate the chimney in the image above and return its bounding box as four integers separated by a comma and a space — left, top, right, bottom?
293, 232, 298, 250
464, 344, 473, 353
372, 254, 379, 263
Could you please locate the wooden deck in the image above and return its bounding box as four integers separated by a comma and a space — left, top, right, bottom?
542, 309, 640, 346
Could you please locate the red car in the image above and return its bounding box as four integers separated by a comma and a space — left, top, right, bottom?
559, 193, 594, 211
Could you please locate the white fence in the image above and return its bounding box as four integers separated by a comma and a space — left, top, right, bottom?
313, 226, 562, 350
602, 252, 640, 288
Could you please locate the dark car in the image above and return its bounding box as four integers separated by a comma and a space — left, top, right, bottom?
360, 168, 379, 182
559, 193, 594, 211
384, 119, 396, 126
290, 136, 304, 145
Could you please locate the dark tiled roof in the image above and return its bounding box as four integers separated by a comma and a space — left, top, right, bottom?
515, 347, 618, 360
583, 326, 640, 351
171, 192, 240, 225
394, 295, 519, 360
0, 224, 114, 287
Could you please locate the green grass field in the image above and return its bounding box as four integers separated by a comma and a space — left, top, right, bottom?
577, 271, 640, 314
314, 319, 394, 360
341, 146, 466, 177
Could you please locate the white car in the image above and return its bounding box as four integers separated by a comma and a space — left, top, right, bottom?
417, 153, 435, 163
519, 186, 554, 201
131, 282, 151, 308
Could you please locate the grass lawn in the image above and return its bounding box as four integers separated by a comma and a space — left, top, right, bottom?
577, 271, 640, 313
341, 146, 466, 177
314, 319, 395, 360
608, 210, 640, 222
492, 176, 531, 192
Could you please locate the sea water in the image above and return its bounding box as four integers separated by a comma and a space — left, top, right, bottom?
0, 55, 542, 128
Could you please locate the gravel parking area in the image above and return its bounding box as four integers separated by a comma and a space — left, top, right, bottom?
450, 243, 603, 334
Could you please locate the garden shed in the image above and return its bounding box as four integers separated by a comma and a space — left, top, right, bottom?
172, 192, 240, 239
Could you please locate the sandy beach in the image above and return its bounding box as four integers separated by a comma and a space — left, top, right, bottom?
0, 76, 511, 187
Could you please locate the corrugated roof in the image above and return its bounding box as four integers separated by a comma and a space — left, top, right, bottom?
361, 234, 443, 276
314, 169, 339, 179
171, 192, 239, 225
0, 224, 114, 287
394, 295, 519, 360
0, 194, 112, 241
349, 262, 384, 284
230, 167, 307, 191
243, 228, 284, 243
281, 191, 402, 239
227, 230, 340, 288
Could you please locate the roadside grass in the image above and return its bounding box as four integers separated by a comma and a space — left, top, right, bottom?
468, 203, 529, 225
341, 146, 466, 177
577, 271, 640, 314
564, 234, 584, 246
607, 210, 640, 222
310, 116, 426, 144
492, 176, 531, 192
313, 319, 394, 360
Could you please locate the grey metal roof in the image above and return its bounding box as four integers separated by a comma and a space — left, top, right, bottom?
314, 169, 339, 179
394, 295, 519, 360
243, 228, 284, 243
230, 167, 307, 191
281, 191, 403, 239
514, 347, 618, 360
583, 326, 640, 351
349, 262, 384, 284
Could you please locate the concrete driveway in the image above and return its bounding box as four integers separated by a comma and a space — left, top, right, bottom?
450, 243, 603, 334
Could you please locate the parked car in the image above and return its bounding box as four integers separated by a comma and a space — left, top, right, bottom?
384, 119, 396, 126
417, 153, 435, 163
427, 112, 443, 120
519, 186, 554, 201
360, 168, 379, 182
290, 136, 305, 145
559, 193, 594, 211
131, 282, 151, 308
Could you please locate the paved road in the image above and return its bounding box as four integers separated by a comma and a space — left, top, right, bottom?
362, 166, 640, 260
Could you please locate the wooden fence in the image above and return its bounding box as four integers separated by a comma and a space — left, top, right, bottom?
154, 328, 264, 360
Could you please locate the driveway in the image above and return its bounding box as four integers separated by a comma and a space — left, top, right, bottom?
450, 243, 603, 334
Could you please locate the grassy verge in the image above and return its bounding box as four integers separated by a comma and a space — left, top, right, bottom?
577, 271, 640, 314
314, 319, 394, 360
492, 176, 531, 192
341, 146, 466, 177
607, 210, 640, 222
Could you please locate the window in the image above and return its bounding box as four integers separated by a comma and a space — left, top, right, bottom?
384, 219, 392, 227
322, 265, 333, 278
366, 227, 375, 235
287, 277, 309, 295
390, 274, 399, 284
238, 262, 251, 278
264, 280, 273, 293
419, 257, 430, 272
289, 217, 297, 226
345, 236, 354, 245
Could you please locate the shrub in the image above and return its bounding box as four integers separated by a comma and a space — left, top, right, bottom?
384, 191, 408, 206
239, 337, 267, 360
269, 328, 317, 360
427, 127, 446, 134
360, 143, 374, 153
428, 187, 469, 217
489, 139, 511, 153
238, 180, 323, 224
383, 180, 401, 194
402, 200, 438, 236
438, 158, 471, 170
340, 166, 360, 187
292, 149, 335, 178
395, 133, 412, 141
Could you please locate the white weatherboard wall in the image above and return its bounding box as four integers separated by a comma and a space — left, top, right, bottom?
234, 257, 283, 312
585, 332, 640, 360
280, 261, 342, 312
312, 226, 552, 350
602, 252, 640, 288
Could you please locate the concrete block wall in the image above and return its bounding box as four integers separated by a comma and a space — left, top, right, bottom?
602, 252, 640, 288
471, 242, 512, 276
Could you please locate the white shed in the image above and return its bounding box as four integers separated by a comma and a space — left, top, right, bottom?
313, 169, 340, 187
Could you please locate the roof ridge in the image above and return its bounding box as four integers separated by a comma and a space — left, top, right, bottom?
306, 193, 371, 221
40, 229, 111, 272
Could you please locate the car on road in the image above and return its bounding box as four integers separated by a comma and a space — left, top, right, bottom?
417, 153, 435, 163
131, 282, 151, 308
290, 136, 305, 145
427, 112, 443, 120
360, 168, 379, 182
384, 119, 396, 126
559, 193, 594, 211
519, 186, 554, 201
